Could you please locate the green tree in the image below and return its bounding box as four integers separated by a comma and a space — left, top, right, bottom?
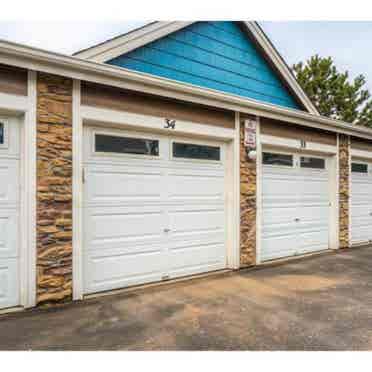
292, 55, 372, 127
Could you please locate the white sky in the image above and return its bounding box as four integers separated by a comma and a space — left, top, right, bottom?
1, 21, 372, 92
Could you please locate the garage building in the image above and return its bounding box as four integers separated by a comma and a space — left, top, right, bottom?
0, 21, 371, 312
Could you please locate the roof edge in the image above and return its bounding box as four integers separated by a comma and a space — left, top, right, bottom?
73, 21, 194, 61
0, 38, 365, 140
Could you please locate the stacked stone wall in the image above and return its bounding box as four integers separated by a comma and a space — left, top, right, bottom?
36, 73, 73, 304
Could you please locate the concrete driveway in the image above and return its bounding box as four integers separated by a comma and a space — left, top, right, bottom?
2, 247, 372, 350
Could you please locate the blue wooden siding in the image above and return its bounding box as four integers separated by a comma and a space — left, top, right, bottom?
108, 22, 300, 109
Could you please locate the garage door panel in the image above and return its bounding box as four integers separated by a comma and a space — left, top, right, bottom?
262, 166, 301, 260
352, 177, 372, 192
85, 164, 165, 204
351, 224, 370, 244
351, 211, 371, 225
168, 173, 224, 201
168, 243, 226, 278
299, 183, 329, 199
298, 224, 329, 254
0, 210, 19, 259
299, 228, 328, 245
84, 249, 164, 294
261, 235, 299, 261
262, 206, 298, 225
85, 208, 164, 247
0, 258, 19, 309
0, 160, 19, 205
351, 215, 371, 226
167, 203, 226, 278
262, 225, 299, 243
298, 205, 329, 222
169, 207, 224, 234
262, 175, 301, 197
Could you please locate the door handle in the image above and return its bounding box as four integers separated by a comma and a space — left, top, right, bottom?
294, 218, 300, 222
164, 228, 171, 233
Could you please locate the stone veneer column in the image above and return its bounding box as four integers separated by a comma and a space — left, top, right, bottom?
240, 119, 257, 267
36, 72, 73, 304
339, 134, 350, 249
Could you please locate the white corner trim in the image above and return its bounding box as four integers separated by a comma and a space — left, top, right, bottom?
225, 134, 239, 270
328, 153, 339, 250
335, 134, 340, 250
74, 22, 195, 62
23, 70, 37, 308
255, 116, 262, 264
230, 112, 241, 269
80, 105, 235, 141
243, 22, 319, 116
348, 135, 352, 247
72, 79, 83, 301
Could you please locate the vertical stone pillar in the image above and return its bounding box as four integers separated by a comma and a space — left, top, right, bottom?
240, 118, 257, 267
36, 73, 73, 304
339, 134, 350, 249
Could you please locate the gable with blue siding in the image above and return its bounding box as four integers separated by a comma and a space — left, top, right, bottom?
108, 22, 300, 109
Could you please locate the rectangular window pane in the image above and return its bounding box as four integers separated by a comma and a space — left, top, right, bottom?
95, 134, 159, 156
300, 156, 325, 169
173, 142, 220, 161
352, 162, 368, 173
262, 152, 293, 166
0, 122, 3, 145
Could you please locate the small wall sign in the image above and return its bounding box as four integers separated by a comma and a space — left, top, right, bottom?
244, 118, 257, 150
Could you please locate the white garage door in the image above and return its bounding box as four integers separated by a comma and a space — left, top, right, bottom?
261, 151, 330, 262
351, 161, 372, 245
83, 127, 227, 295
0, 119, 20, 309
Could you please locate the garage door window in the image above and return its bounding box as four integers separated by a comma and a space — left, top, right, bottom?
0, 121, 8, 148
173, 142, 220, 161
300, 156, 325, 169
352, 162, 368, 173
262, 152, 293, 167
0, 122, 4, 145
95, 134, 159, 156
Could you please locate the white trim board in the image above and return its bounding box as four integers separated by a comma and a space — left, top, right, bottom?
1, 39, 372, 140
74, 21, 318, 115
72, 80, 83, 301
351, 148, 372, 161
255, 117, 263, 264
80, 105, 236, 141
260, 134, 337, 155
24, 70, 37, 308
0, 92, 29, 113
